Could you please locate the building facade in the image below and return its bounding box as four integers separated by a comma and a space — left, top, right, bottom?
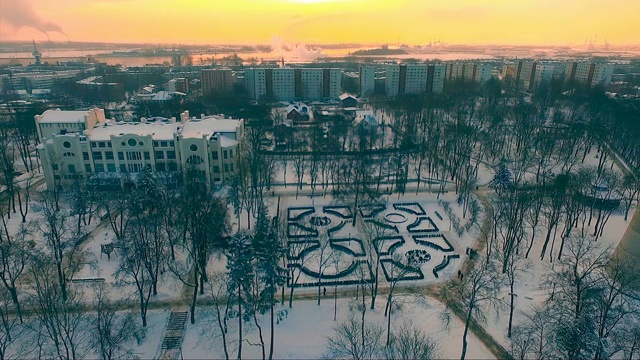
201, 68, 234, 96
36, 108, 244, 190
359, 66, 375, 97
384, 63, 446, 96
243, 67, 341, 101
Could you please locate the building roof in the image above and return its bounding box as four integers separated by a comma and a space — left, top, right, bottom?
285, 103, 310, 115
88, 121, 180, 141
339, 93, 358, 101
180, 116, 241, 139
37, 109, 93, 124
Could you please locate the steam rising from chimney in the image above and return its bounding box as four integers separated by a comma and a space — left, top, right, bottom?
0, 0, 68, 39
270, 35, 322, 61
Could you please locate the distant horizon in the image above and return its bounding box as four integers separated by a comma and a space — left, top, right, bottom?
2, 0, 639, 49
2, 39, 640, 49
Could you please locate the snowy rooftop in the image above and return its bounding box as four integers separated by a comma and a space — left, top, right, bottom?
88, 121, 180, 141
180, 116, 241, 139
86, 115, 241, 141
339, 93, 358, 101
37, 109, 93, 123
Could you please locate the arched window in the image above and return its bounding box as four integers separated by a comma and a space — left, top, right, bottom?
63, 152, 75, 157
186, 155, 204, 165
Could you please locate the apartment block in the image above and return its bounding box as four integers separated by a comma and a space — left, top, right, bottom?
244, 67, 341, 101
201, 68, 233, 96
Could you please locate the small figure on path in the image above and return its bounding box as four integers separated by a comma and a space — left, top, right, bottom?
323, 287, 327, 296
460, 272, 464, 280
457, 270, 461, 279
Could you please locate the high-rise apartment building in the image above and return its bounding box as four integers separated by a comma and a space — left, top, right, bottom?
359, 66, 375, 97
383, 63, 446, 96
201, 69, 233, 96
243, 67, 341, 101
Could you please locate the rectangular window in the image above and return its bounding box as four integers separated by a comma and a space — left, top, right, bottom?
155, 151, 164, 159
105, 151, 114, 160
161, 141, 168, 147
85, 164, 91, 172
168, 162, 178, 171
224, 164, 229, 172
126, 151, 141, 161
167, 151, 176, 159
212, 151, 218, 160
83, 152, 89, 161
229, 149, 233, 158
91, 142, 97, 148
213, 165, 220, 173
98, 142, 106, 148
120, 164, 126, 172
153, 141, 159, 147
93, 151, 102, 160
144, 152, 150, 160
118, 152, 124, 160
108, 142, 112, 148
156, 163, 166, 171
230, 163, 234, 172
223, 150, 228, 159
107, 163, 116, 172
68, 164, 76, 173
169, 141, 174, 147
95, 163, 105, 172
52, 164, 59, 171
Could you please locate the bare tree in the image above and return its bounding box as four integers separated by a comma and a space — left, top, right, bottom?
206, 271, 234, 360
326, 314, 384, 360
29, 259, 89, 360
35, 192, 88, 301
384, 321, 439, 360
90, 285, 143, 360
443, 258, 503, 360
0, 224, 32, 322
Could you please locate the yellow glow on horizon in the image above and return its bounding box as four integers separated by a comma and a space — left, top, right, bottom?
1, 0, 639, 46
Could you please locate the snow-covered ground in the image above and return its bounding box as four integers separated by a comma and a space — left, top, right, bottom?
180, 295, 494, 359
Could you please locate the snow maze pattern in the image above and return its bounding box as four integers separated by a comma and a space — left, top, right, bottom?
286, 203, 461, 286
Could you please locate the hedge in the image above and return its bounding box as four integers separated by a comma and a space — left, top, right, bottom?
374, 236, 405, 256
287, 207, 315, 221
406, 216, 439, 233
380, 259, 424, 282
330, 238, 366, 257
393, 202, 426, 215
412, 234, 454, 252
323, 205, 353, 219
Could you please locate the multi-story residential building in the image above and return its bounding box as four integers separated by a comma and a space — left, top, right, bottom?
166, 77, 189, 94
359, 66, 375, 97
446, 62, 493, 84
36, 108, 244, 189
243, 67, 341, 101
560, 62, 613, 88
446, 62, 466, 81
384, 65, 401, 97
591, 63, 614, 87
201, 68, 233, 96
474, 64, 494, 84
532, 63, 555, 89
517, 61, 536, 90
384, 63, 446, 96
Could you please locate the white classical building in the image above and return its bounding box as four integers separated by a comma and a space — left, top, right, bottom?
35, 108, 244, 189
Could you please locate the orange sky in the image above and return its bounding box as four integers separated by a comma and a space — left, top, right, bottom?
1, 0, 638, 46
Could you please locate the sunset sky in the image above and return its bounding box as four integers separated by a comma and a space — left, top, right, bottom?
1, 0, 638, 46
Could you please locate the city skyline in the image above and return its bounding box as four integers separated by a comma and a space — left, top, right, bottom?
1, 0, 639, 46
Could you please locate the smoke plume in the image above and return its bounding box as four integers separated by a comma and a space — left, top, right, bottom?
0, 0, 67, 38
270, 35, 322, 61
